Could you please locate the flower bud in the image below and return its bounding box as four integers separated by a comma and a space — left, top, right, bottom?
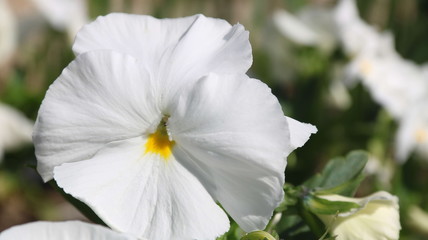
240, 231, 276, 240
312, 191, 401, 240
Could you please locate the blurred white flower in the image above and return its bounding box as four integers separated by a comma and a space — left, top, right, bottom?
333, 0, 394, 57
334, 0, 428, 119
273, 6, 336, 53
0, 0, 17, 67
346, 54, 428, 119
30, 0, 89, 42
316, 191, 401, 240
395, 100, 428, 162
0, 103, 33, 161
33, 14, 317, 240
327, 64, 352, 109
0, 221, 139, 240
364, 155, 394, 188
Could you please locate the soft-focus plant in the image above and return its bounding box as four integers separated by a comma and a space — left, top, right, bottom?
0, 103, 33, 162
0, 0, 16, 68
30, 0, 89, 42
268, 151, 401, 239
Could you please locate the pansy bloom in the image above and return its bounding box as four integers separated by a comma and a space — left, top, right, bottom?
33, 14, 316, 240
395, 100, 428, 162
0, 221, 139, 240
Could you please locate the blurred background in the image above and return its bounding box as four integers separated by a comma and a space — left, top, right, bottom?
1, 0, 428, 239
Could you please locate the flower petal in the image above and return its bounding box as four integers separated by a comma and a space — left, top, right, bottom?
0, 221, 137, 240
395, 100, 428, 162
0, 103, 33, 152
167, 73, 314, 231
286, 116, 317, 151
72, 13, 251, 91
316, 191, 400, 240
33, 50, 160, 182
54, 137, 229, 240
273, 9, 321, 46
30, 0, 88, 41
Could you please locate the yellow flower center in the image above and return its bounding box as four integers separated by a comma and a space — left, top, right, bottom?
144, 116, 175, 160
415, 129, 427, 143
360, 59, 372, 75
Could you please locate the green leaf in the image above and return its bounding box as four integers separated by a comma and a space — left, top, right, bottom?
270, 231, 280, 240
304, 194, 361, 215
216, 221, 244, 240
275, 184, 300, 212
297, 200, 326, 238
303, 151, 368, 196
315, 173, 365, 196
276, 214, 311, 237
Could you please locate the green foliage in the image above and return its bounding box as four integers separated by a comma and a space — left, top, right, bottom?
275, 183, 300, 212
303, 194, 360, 215
304, 151, 368, 196
216, 222, 244, 240
273, 151, 369, 239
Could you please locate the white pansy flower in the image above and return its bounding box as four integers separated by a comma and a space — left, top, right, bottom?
30, 0, 88, 42
0, 0, 17, 67
336, 0, 428, 120
273, 6, 336, 53
33, 14, 317, 240
396, 100, 428, 162
334, 0, 377, 56
315, 191, 401, 240
334, 0, 395, 57
0, 103, 33, 161
0, 221, 139, 240
347, 54, 428, 119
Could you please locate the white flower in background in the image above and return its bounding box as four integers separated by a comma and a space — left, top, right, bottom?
316, 191, 401, 240
364, 155, 394, 188
0, 0, 17, 67
328, 64, 352, 109
346, 54, 428, 119
422, 63, 428, 79
0, 103, 33, 161
273, 6, 336, 53
335, 0, 428, 121
0, 221, 140, 240
407, 205, 428, 235
333, 0, 393, 57
395, 100, 428, 162
30, 0, 89, 42
33, 14, 317, 240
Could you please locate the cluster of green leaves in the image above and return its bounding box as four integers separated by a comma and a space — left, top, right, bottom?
274, 151, 368, 240
215, 151, 368, 240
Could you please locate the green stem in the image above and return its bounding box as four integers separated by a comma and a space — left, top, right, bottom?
297, 199, 326, 238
